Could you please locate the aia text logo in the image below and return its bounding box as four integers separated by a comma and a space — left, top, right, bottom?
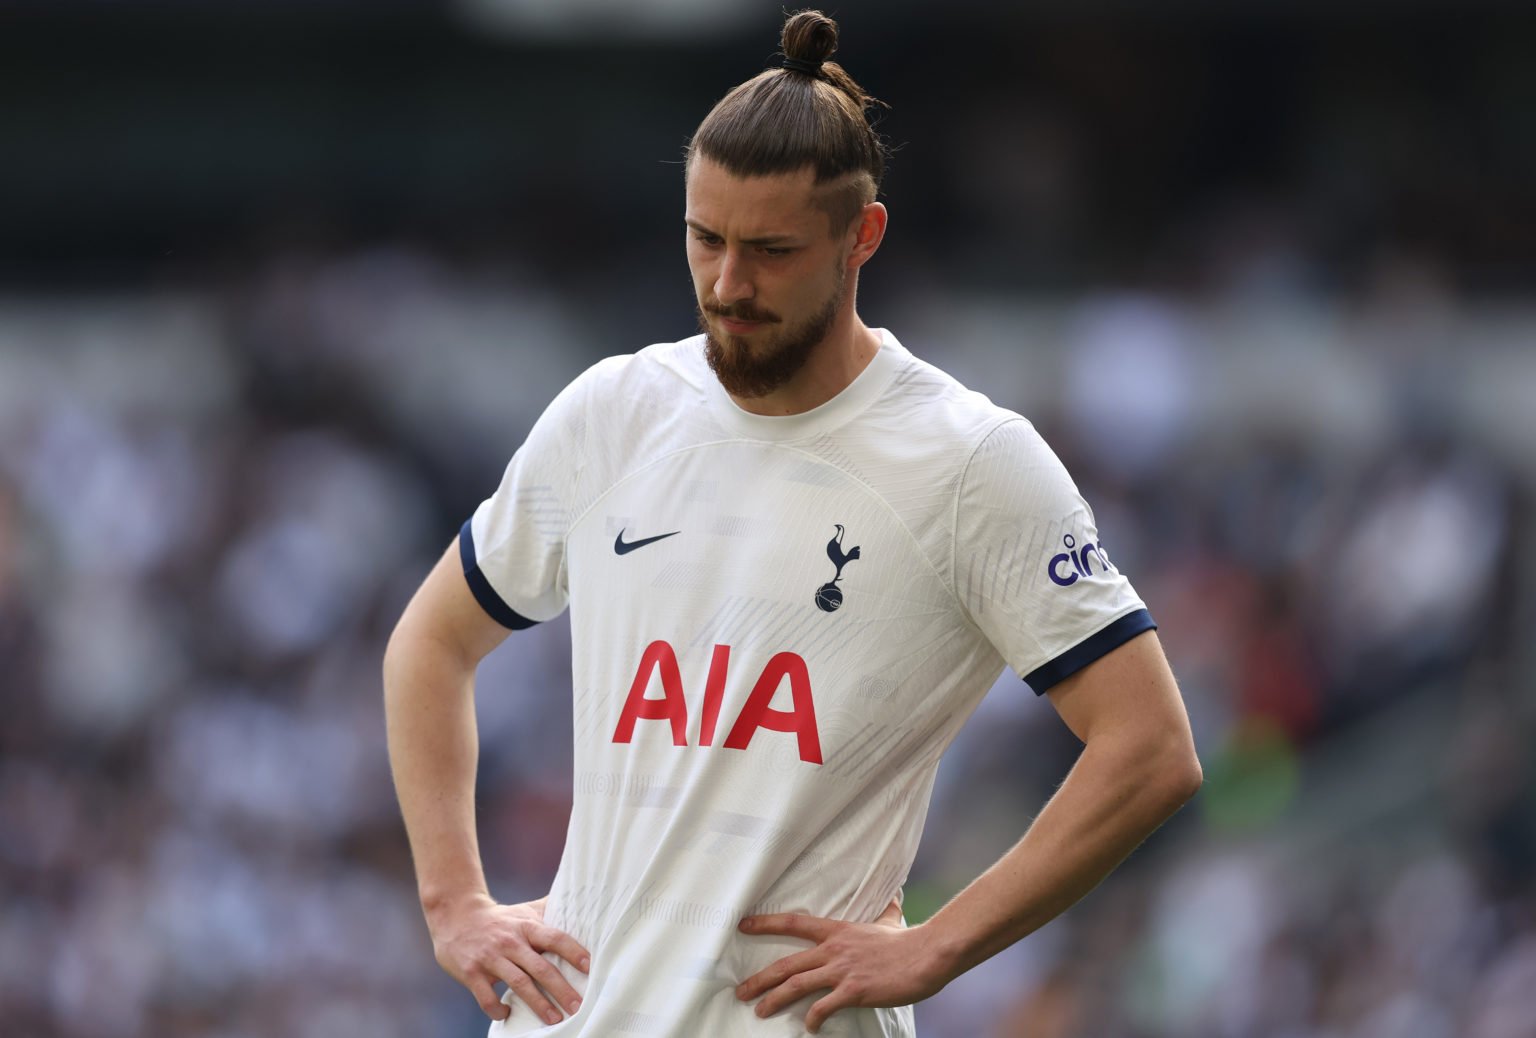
612, 641, 822, 765
1047, 534, 1115, 587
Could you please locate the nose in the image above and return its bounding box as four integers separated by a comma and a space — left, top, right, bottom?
713, 249, 754, 306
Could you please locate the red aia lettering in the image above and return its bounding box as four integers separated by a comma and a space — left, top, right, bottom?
611, 641, 821, 765
611, 640, 689, 746
698, 643, 731, 747
722, 652, 822, 765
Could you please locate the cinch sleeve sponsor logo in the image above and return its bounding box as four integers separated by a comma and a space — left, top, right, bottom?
1047, 534, 1116, 587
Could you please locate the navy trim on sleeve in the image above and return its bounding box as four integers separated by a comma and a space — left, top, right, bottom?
458, 519, 540, 631
1023, 608, 1157, 695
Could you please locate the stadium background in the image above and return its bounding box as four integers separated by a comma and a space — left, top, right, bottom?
2, 1, 1533, 1035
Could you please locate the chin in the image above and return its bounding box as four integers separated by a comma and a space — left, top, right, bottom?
715, 326, 767, 358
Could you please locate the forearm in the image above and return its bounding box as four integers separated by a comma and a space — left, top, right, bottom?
921, 731, 1200, 978
384, 625, 490, 916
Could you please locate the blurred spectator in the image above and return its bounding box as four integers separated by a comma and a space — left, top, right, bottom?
1, 5, 1533, 1034
4, 268, 1532, 1036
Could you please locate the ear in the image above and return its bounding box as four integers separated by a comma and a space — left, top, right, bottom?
846, 202, 888, 270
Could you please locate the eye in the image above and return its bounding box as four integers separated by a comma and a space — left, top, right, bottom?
692, 233, 723, 247
760, 246, 792, 257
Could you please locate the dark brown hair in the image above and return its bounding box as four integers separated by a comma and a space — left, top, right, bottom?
686, 10, 888, 232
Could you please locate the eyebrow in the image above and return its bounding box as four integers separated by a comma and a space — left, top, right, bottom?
684, 219, 796, 246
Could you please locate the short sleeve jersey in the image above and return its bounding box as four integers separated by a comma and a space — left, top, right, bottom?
463, 332, 1154, 1037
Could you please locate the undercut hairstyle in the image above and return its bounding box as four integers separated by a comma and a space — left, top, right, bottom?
686, 10, 889, 234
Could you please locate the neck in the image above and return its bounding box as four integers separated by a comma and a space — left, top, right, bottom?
727, 308, 882, 417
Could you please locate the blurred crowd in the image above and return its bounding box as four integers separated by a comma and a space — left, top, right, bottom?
3, 5, 1535, 1036
0, 239, 1532, 1037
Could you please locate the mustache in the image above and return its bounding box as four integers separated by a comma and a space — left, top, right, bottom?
703, 302, 781, 323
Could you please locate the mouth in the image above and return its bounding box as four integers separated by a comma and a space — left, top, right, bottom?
716, 315, 767, 335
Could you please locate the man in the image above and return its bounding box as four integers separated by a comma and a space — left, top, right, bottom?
384, 10, 1201, 1036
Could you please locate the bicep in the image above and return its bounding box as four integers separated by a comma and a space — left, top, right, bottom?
391, 539, 513, 670
1045, 630, 1193, 751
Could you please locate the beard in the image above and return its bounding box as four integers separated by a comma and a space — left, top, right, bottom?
699, 267, 846, 399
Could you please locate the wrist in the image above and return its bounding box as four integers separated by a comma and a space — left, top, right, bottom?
420, 886, 493, 928
910, 918, 969, 991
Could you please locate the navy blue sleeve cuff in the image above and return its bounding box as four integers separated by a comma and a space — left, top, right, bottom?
458, 519, 540, 631
1023, 608, 1157, 695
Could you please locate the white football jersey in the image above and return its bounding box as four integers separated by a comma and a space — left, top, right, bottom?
464, 331, 1153, 1037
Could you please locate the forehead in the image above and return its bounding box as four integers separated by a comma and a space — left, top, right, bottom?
685, 157, 830, 237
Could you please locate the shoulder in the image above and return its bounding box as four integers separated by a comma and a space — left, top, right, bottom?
819, 334, 1041, 578
515, 335, 710, 472
570, 335, 711, 405
866, 334, 1031, 462
546, 336, 717, 492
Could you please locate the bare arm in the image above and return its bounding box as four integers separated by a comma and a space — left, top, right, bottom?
919, 629, 1200, 970
384, 541, 588, 1025
384, 542, 508, 915
737, 630, 1201, 1032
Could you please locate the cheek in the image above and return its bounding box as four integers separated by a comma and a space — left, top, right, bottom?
790, 260, 838, 306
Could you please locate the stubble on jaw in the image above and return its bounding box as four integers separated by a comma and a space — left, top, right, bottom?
698, 266, 846, 400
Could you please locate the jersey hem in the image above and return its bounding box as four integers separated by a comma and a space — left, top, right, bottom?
1022, 607, 1156, 694
459, 519, 541, 631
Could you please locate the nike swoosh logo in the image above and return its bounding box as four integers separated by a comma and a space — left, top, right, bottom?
614, 528, 681, 555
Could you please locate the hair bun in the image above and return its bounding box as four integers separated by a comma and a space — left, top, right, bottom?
781, 9, 838, 70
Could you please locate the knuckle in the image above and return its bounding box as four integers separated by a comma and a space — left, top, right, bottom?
531, 964, 564, 990
509, 977, 547, 1008
525, 955, 553, 976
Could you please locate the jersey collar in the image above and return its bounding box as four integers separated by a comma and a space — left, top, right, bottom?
704, 328, 907, 442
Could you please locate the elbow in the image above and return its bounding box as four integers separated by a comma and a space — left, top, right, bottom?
1174, 750, 1204, 805
381, 609, 438, 707
381, 617, 411, 693
1122, 731, 1202, 814
1159, 743, 1203, 809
